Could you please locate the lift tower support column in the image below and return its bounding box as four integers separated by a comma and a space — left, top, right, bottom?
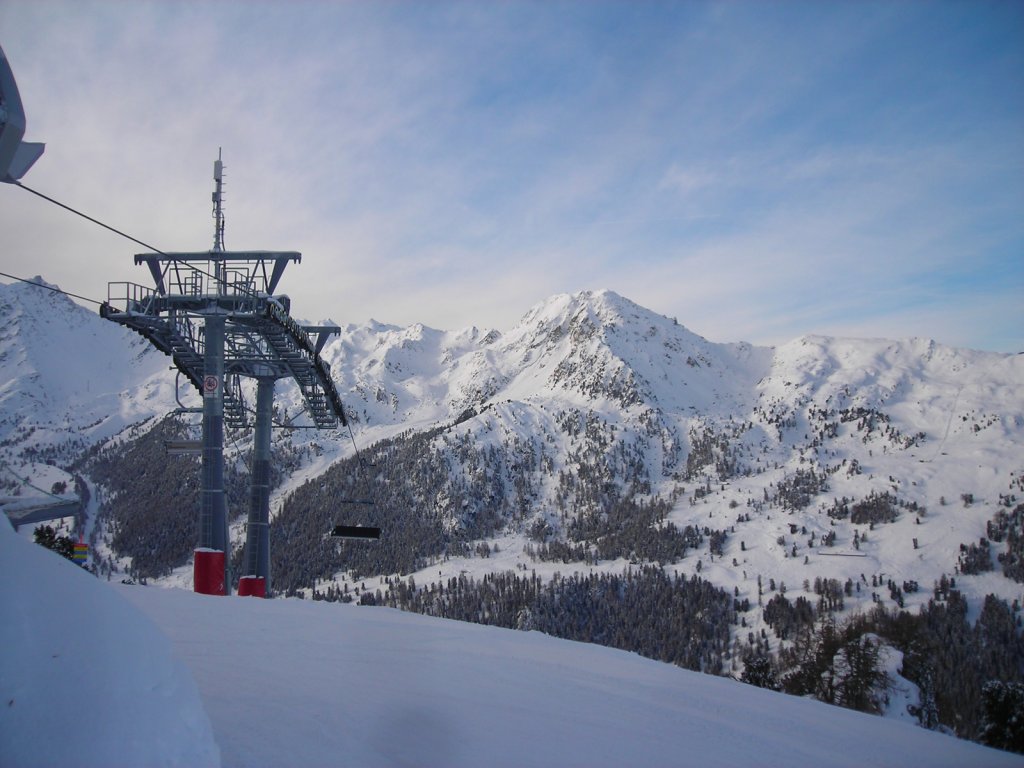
238, 375, 274, 597
195, 310, 229, 595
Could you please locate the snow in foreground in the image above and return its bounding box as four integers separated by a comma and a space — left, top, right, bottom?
0, 521, 219, 767
2, 523, 1020, 768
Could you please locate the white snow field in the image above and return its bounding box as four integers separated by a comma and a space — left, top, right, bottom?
3, 521, 1020, 768
0, 519, 219, 767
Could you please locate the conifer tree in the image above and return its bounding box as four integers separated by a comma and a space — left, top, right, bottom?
740, 654, 780, 691
33, 525, 76, 561
980, 680, 1024, 754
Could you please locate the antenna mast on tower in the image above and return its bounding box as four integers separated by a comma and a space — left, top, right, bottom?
212, 148, 225, 253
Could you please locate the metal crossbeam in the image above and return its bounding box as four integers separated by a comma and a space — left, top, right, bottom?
101, 273, 344, 429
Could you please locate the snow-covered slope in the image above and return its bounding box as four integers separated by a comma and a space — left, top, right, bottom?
0, 519, 219, 766
128, 585, 1024, 768
4, 520, 1016, 767
313, 289, 1023, 592
0, 278, 172, 477
0, 278, 179, 526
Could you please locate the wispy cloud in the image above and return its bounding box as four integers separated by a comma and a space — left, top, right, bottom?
1, 0, 1020, 352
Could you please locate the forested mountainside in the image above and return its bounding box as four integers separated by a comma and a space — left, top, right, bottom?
4, 280, 1023, 749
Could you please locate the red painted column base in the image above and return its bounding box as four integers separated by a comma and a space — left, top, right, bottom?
194, 549, 226, 595
237, 576, 266, 598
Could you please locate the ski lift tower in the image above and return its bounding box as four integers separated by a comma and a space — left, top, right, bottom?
101, 153, 346, 596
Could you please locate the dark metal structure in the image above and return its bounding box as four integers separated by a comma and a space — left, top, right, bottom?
330, 525, 381, 540
0, 44, 45, 184
2, 499, 82, 531
100, 153, 345, 596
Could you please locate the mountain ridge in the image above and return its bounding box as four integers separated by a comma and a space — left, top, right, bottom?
3, 276, 1024, 744
0, 277, 171, 459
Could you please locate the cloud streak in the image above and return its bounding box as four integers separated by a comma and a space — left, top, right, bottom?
1, 0, 1021, 352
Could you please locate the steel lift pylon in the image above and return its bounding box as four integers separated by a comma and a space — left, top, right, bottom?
101, 153, 345, 596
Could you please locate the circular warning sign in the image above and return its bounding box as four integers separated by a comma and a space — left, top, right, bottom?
203, 375, 220, 395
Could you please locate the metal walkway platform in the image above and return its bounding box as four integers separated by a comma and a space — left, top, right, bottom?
101, 251, 345, 430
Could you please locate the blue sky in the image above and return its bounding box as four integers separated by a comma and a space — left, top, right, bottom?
1, 0, 1021, 351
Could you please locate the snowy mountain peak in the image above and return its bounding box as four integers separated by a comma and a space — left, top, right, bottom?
2, 275, 79, 326
477, 289, 764, 412
510, 289, 690, 343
